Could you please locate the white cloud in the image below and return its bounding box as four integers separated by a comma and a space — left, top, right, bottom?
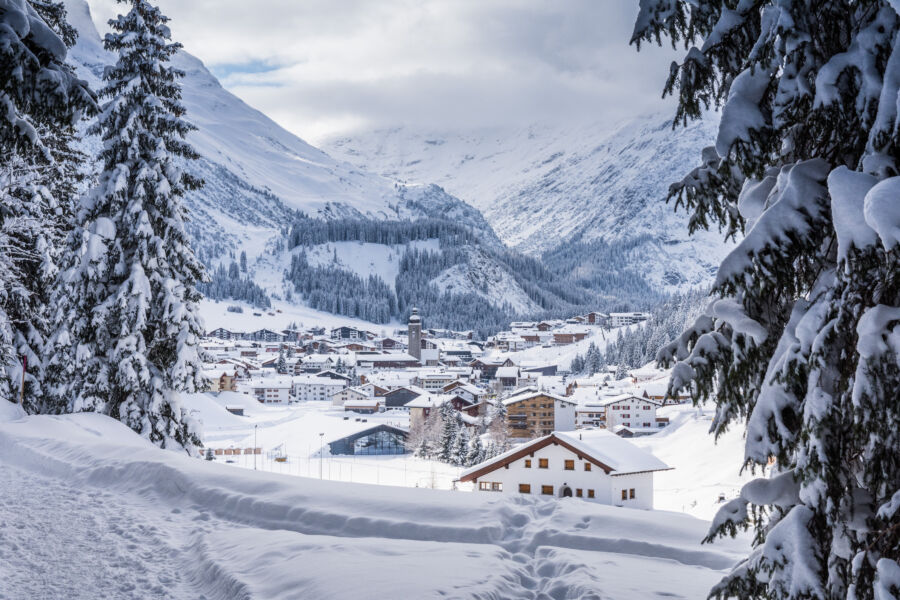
85, 0, 680, 143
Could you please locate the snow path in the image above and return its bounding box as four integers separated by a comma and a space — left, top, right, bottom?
0, 464, 212, 599
0, 408, 746, 599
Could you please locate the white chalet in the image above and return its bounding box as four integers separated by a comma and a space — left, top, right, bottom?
600, 393, 663, 433
572, 390, 663, 433
415, 372, 458, 391
292, 375, 347, 402
298, 354, 337, 373
331, 385, 372, 408
460, 430, 670, 509
241, 377, 292, 404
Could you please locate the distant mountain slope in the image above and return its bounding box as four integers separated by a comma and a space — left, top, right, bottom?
324, 116, 733, 291
64, 0, 495, 262
65, 1, 576, 331
62, 1, 689, 333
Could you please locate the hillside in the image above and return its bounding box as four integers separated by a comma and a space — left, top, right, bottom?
324, 116, 733, 291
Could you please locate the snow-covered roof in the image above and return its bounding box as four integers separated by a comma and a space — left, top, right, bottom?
344, 398, 379, 408
292, 375, 345, 386
460, 430, 670, 480
501, 387, 575, 406
202, 367, 236, 378
417, 372, 457, 380
241, 376, 293, 389
590, 392, 653, 407
551, 324, 590, 335
447, 382, 483, 395
301, 354, 336, 363
359, 353, 419, 363
404, 393, 449, 409
611, 425, 660, 435
495, 366, 519, 378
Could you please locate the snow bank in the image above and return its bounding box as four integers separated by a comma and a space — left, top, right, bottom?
0, 410, 749, 598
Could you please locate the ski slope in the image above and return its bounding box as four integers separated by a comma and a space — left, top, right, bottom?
0, 400, 748, 599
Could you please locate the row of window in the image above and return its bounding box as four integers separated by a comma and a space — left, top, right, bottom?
611, 405, 653, 411
518, 484, 595, 498
523, 458, 591, 471
478, 482, 502, 491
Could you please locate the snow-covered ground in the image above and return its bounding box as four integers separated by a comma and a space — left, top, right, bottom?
635, 404, 757, 520
486, 324, 633, 370
182, 390, 755, 521
0, 400, 749, 599
197, 297, 397, 335
183, 393, 462, 490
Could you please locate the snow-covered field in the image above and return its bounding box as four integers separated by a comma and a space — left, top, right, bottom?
486, 324, 631, 371
0, 398, 750, 599
197, 297, 398, 335
183, 393, 462, 490
635, 404, 757, 520
183, 391, 756, 520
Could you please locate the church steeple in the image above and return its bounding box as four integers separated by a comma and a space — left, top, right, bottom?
408, 308, 422, 362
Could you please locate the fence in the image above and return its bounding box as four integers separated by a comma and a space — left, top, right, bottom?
207, 449, 465, 491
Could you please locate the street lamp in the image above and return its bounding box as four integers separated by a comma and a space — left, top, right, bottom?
319, 432, 324, 479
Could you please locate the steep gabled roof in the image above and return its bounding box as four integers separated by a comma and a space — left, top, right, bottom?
459, 430, 670, 482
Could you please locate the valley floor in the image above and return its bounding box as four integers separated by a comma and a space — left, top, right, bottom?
0, 402, 749, 600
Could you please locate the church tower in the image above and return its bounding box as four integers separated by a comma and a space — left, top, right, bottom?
408, 307, 422, 362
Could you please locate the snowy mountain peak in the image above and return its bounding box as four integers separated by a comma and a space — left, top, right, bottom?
324, 115, 734, 292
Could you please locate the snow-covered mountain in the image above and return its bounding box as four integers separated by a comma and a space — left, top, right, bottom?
64, 1, 493, 258
64, 0, 572, 329
324, 116, 732, 291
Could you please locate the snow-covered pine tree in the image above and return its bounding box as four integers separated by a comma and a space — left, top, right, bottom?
485, 439, 495, 459
437, 402, 458, 463
0, 1, 96, 407
465, 433, 484, 467
50, 0, 206, 451
488, 401, 510, 452
451, 424, 469, 467
276, 347, 287, 374
570, 353, 585, 375
634, 1, 900, 597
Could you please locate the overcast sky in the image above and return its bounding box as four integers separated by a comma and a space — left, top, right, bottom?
85, 1, 680, 144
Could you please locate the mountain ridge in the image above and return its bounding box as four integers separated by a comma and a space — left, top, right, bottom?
323, 115, 733, 292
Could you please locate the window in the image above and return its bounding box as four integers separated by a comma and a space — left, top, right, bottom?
588, 489, 595, 499
493, 482, 503, 492
564, 460, 574, 470
629, 488, 635, 499
541, 485, 554, 495
584, 462, 592, 472
539, 458, 548, 469
643, 422, 651, 427
621, 489, 627, 500
576, 489, 583, 497
518, 484, 531, 494
524, 459, 531, 468
644, 405, 651, 410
